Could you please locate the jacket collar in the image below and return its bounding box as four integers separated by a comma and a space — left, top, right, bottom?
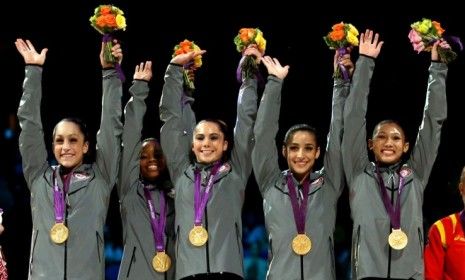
365, 162, 414, 186
185, 161, 231, 183
46, 164, 94, 194
276, 170, 324, 194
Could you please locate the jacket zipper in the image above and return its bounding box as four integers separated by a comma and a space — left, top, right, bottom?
126, 246, 136, 278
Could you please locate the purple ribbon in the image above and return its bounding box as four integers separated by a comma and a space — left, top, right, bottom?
143, 187, 167, 252
102, 34, 125, 82
445, 35, 463, 51
52, 170, 67, 223
286, 174, 311, 234
460, 210, 465, 235
236, 60, 244, 83
337, 47, 350, 81
376, 167, 406, 229
193, 162, 221, 226
236, 56, 245, 83
183, 61, 194, 70
236, 56, 265, 87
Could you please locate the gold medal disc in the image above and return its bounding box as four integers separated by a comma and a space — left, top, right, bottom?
152, 251, 171, 272
50, 223, 69, 244
292, 233, 312, 255
189, 225, 208, 246
388, 228, 408, 250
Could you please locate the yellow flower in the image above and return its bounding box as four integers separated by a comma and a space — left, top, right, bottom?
193, 44, 202, 68
194, 56, 202, 68
412, 19, 432, 34
255, 32, 267, 53
347, 24, 359, 36
116, 14, 126, 30
346, 32, 359, 46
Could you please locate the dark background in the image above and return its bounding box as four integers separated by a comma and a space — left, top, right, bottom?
0, 3, 464, 279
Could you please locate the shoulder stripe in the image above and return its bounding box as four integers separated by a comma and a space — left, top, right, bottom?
434, 220, 447, 248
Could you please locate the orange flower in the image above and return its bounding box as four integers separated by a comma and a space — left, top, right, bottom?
332, 22, 345, 31
100, 6, 111, 15
96, 14, 117, 28
432, 21, 445, 36
239, 28, 254, 42
330, 30, 345, 41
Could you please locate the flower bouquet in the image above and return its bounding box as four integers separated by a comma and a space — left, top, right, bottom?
173, 39, 203, 91
408, 18, 462, 64
323, 22, 359, 80
89, 5, 126, 64
234, 28, 266, 81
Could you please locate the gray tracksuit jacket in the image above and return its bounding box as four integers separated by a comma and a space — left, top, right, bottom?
117, 80, 175, 280
17, 66, 122, 280
252, 76, 348, 280
159, 64, 257, 280
342, 56, 447, 279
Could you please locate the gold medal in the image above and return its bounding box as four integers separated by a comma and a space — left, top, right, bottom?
189, 225, 208, 246
292, 233, 312, 255
388, 228, 408, 250
152, 251, 171, 272
50, 223, 69, 244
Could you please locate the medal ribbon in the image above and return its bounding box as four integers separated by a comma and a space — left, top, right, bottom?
376, 167, 406, 230
286, 174, 310, 234
194, 162, 221, 226
52, 170, 69, 224
143, 187, 167, 252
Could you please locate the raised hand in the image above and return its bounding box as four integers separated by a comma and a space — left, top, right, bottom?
15, 39, 48, 65
100, 40, 123, 68
170, 50, 206, 66
431, 39, 451, 61
334, 48, 354, 78
243, 44, 263, 64
359, 29, 384, 59
133, 61, 152, 81
261, 56, 290, 80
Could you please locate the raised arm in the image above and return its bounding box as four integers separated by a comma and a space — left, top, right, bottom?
118, 61, 152, 199
252, 56, 289, 192
96, 41, 123, 187
409, 41, 448, 186
15, 38, 49, 188
323, 50, 353, 194
160, 50, 204, 180
342, 30, 383, 184
229, 48, 266, 186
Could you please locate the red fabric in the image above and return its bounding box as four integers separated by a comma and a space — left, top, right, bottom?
425, 212, 465, 280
